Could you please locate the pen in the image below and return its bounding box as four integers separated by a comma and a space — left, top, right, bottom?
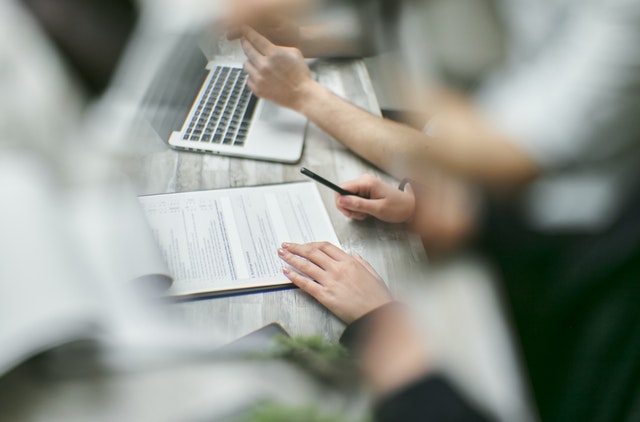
300, 167, 362, 197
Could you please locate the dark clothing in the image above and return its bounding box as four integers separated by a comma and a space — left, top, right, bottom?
374, 376, 489, 422
340, 305, 491, 422
478, 189, 640, 422
22, 0, 138, 95
341, 187, 640, 421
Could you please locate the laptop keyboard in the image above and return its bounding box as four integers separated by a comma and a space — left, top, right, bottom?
182, 66, 257, 146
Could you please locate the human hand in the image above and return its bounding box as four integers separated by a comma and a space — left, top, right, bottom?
240, 26, 317, 111
335, 174, 415, 223
278, 242, 392, 324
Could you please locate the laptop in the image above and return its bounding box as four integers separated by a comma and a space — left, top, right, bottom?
142, 33, 307, 163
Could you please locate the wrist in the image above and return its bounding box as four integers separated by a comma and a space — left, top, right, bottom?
340, 302, 401, 356
295, 79, 328, 116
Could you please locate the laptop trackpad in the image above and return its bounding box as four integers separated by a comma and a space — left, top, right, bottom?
259, 100, 284, 121
256, 99, 307, 133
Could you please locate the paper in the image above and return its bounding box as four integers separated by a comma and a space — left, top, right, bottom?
138, 182, 340, 297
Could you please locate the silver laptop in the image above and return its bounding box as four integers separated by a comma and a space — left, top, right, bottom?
143, 34, 307, 163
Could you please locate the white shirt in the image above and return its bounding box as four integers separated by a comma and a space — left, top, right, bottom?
476, 0, 640, 231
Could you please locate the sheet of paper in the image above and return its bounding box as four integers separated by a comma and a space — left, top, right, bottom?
138, 182, 341, 297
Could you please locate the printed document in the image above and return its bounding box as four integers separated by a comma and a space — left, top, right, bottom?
138, 182, 340, 298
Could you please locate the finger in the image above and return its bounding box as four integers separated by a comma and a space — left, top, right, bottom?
241, 25, 275, 55
339, 183, 371, 198
241, 38, 264, 64
349, 212, 368, 220
335, 195, 353, 216
336, 205, 367, 220
339, 174, 378, 197
338, 207, 354, 218
243, 62, 260, 95
283, 267, 324, 299
337, 195, 382, 216
311, 241, 351, 261
282, 242, 336, 267
246, 77, 258, 95
278, 247, 326, 281
243, 60, 259, 79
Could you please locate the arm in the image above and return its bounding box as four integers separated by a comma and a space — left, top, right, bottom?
240, 27, 538, 189
226, 0, 373, 58
298, 23, 374, 58
298, 85, 537, 186
278, 242, 490, 421
276, 241, 429, 395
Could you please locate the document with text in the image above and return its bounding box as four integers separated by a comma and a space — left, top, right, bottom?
138, 182, 341, 298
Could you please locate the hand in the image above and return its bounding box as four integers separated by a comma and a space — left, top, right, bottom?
278, 242, 392, 324
241, 26, 316, 111
335, 174, 415, 223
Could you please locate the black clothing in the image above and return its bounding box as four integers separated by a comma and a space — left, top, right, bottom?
23, 0, 138, 95
340, 186, 640, 421
340, 305, 491, 422
373, 376, 489, 422
478, 189, 640, 422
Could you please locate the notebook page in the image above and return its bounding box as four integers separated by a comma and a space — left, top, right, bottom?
138, 182, 340, 297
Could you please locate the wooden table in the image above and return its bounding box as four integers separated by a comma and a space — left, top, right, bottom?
104, 33, 534, 420
118, 54, 430, 344
0, 20, 533, 421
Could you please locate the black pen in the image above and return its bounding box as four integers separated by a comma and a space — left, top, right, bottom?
300, 167, 363, 197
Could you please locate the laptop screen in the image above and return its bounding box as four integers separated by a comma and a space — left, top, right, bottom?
142, 33, 209, 142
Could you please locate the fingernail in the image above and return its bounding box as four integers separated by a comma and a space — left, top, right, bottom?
282, 242, 290, 249
282, 267, 290, 274
278, 248, 285, 256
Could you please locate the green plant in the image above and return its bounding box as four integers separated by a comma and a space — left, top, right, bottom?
235, 402, 369, 422
257, 335, 357, 385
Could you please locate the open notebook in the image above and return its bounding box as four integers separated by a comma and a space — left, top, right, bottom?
138, 182, 341, 300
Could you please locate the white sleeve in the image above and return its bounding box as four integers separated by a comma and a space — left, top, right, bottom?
475, 0, 640, 170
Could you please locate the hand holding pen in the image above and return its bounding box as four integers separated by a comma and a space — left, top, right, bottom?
301, 168, 416, 223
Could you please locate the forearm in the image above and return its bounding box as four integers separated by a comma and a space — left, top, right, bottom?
298, 82, 429, 178
241, 26, 537, 188
298, 82, 538, 188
